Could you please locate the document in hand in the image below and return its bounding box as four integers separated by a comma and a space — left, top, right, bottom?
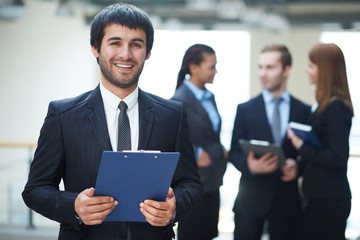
94, 151, 179, 222
238, 139, 286, 166
288, 121, 322, 149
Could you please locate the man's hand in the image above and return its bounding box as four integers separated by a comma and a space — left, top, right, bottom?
281, 158, 298, 182
247, 150, 278, 174
74, 188, 118, 225
140, 187, 176, 226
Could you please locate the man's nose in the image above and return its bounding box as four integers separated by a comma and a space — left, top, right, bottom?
118, 46, 132, 60
259, 68, 266, 77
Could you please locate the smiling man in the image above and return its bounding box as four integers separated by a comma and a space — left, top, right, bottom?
94, 24, 149, 95
22, 3, 201, 240
229, 45, 311, 240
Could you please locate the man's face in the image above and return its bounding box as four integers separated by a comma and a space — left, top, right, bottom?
258, 51, 288, 93
92, 24, 150, 90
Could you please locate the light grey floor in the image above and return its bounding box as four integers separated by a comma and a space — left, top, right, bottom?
0, 225, 267, 240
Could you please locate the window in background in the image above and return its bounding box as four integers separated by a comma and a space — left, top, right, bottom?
140, 30, 251, 149
321, 32, 360, 119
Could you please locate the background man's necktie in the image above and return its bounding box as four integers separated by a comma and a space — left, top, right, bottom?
271, 97, 282, 144
117, 101, 131, 151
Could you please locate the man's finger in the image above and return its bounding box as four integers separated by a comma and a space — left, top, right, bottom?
166, 187, 175, 200
79, 187, 95, 197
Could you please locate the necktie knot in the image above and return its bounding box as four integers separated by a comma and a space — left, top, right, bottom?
119, 101, 128, 112
273, 97, 282, 106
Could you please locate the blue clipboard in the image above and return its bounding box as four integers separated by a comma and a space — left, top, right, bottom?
94, 151, 179, 222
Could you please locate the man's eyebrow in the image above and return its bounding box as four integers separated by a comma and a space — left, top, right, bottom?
132, 38, 145, 43
107, 37, 121, 42
106, 37, 145, 43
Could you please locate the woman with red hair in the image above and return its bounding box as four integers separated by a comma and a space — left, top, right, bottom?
287, 43, 353, 240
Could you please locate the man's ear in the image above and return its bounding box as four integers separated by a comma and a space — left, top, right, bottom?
145, 50, 151, 60
91, 46, 99, 58
283, 65, 291, 79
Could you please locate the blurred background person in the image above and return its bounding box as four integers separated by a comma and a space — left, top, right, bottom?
229, 44, 311, 240
287, 43, 354, 240
171, 44, 228, 240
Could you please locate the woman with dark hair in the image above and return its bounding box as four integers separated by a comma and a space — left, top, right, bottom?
171, 44, 228, 240
287, 43, 353, 240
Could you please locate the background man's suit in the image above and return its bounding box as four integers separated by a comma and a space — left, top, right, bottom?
229, 94, 311, 240
22, 86, 202, 240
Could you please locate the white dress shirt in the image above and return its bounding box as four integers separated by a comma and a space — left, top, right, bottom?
100, 82, 139, 151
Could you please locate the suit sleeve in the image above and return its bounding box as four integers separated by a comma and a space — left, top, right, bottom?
22, 101, 81, 231
299, 100, 352, 169
229, 104, 252, 174
286, 98, 311, 176
171, 104, 202, 222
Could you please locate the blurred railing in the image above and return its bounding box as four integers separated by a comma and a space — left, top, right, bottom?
0, 141, 36, 229
0, 141, 360, 234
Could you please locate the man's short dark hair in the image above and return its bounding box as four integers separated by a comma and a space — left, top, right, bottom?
90, 3, 154, 55
261, 44, 292, 69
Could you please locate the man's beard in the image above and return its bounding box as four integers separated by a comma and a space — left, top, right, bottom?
268, 81, 282, 92
266, 75, 284, 93
98, 57, 144, 89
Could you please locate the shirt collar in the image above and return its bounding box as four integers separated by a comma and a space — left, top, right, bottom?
311, 100, 318, 112
100, 81, 138, 110
262, 89, 290, 104
183, 79, 212, 101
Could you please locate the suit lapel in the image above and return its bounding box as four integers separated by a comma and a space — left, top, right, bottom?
138, 89, 154, 150
256, 95, 274, 142
181, 85, 217, 133
288, 96, 298, 122
87, 85, 112, 151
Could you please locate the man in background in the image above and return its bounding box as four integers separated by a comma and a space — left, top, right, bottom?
229, 44, 311, 240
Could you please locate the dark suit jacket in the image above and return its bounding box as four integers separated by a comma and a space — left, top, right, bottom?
299, 99, 352, 201
22, 86, 202, 240
171, 84, 227, 193
229, 94, 311, 218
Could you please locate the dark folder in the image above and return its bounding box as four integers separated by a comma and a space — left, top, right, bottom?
238, 139, 286, 166
94, 151, 179, 222
288, 121, 323, 149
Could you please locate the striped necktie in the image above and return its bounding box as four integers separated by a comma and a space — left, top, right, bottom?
271, 97, 282, 144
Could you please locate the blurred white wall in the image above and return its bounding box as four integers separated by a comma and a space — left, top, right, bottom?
0, 0, 99, 143
0, 0, 98, 227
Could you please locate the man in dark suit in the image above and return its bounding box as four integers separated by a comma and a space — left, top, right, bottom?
22, 3, 201, 240
229, 45, 311, 240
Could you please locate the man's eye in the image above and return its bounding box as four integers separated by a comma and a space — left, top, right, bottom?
111, 42, 120, 46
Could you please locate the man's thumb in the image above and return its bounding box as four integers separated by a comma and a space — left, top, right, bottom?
83, 187, 95, 197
